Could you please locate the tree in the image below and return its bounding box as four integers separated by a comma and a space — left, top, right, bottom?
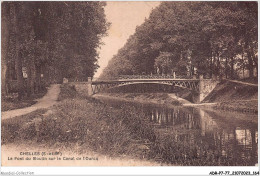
2, 2, 109, 98
100, 1, 257, 80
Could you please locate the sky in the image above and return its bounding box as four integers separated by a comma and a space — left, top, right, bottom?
94, 1, 161, 78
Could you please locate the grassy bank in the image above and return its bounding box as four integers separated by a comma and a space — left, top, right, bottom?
204, 80, 257, 102
1, 109, 47, 144
2, 84, 156, 161
203, 80, 258, 114
213, 100, 258, 114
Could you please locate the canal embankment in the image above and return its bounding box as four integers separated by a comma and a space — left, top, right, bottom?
203, 80, 258, 114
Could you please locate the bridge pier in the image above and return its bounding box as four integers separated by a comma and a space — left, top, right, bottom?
198, 75, 219, 102
199, 75, 204, 102
88, 77, 93, 96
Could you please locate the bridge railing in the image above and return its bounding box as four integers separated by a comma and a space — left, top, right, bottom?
116, 74, 194, 80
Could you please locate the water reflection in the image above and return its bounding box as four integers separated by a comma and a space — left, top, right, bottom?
97, 97, 258, 165
144, 106, 258, 165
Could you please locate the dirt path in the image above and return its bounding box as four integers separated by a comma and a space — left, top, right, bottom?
225, 79, 258, 86
183, 102, 217, 106
1, 84, 60, 120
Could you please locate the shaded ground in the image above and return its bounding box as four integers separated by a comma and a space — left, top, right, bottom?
2, 100, 36, 112
1, 84, 60, 120
2, 91, 47, 112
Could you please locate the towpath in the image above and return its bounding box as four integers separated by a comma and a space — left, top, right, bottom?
1, 84, 60, 120
225, 79, 258, 87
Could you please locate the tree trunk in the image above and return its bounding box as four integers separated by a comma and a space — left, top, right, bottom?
1, 60, 8, 96
245, 40, 254, 78
216, 52, 221, 77
15, 44, 24, 99
241, 52, 245, 79
42, 63, 48, 87
1, 2, 10, 97
250, 46, 258, 76
26, 58, 36, 97
191, 65, 194, 76
35, 66, 41, 93
13, 4, 24, 100
225, 58, 228, 79
26, 63, 32, 97
230, 57, 234, 79
246, 51, 254, 78
212, 53, 217, 78
210, 54, 213, 78
1, 32, 8, 96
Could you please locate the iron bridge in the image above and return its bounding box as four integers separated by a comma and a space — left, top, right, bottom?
89, 75, 200, 94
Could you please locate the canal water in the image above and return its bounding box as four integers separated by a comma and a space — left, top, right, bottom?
97, 96, 258, 166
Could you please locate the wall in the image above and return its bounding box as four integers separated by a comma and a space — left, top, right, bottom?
199, 79, 219, 102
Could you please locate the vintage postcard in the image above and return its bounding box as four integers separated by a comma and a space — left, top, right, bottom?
1, 1, 258, 175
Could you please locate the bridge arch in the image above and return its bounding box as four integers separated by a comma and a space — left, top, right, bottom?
95, 82, 175, 94
114, 82, 174, 87
91, 80, 199, 95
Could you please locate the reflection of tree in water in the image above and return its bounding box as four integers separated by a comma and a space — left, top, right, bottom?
149, 107, 201, 129
146, 106, 258, 165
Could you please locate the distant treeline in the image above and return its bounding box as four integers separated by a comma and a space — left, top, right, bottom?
100, 2, 257, 80
1, 2, 109, 99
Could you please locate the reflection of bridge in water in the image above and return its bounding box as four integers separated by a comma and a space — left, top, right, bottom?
97, 95, 258, 165
88, 75, 219, 102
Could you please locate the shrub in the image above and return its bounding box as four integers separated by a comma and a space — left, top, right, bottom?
58, 84, 78, 101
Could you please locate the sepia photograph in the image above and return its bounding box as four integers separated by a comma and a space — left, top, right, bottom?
1, 0, 258, 174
